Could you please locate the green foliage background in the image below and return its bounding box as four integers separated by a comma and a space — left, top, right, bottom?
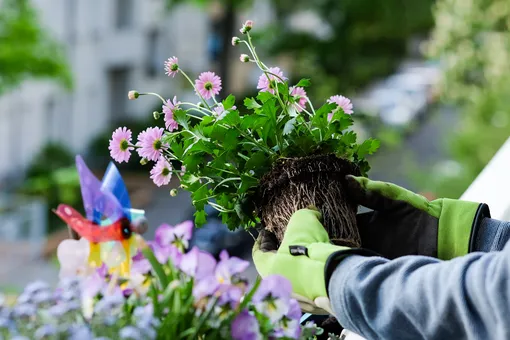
425, 0, 510, 198
0, 0, 72, 95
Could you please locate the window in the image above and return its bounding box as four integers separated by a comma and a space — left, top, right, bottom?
115, 0, 134, 29
146, 29, 162, 77
208, 19, 222, 63
108, 67, 131, 123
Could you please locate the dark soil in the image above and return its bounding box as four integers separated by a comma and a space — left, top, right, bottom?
257, 154, 361, 247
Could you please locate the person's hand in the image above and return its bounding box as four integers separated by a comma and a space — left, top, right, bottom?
345, 175, 491, 260
253, 208, 365, 315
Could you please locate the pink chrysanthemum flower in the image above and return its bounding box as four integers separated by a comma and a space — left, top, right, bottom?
195, 72, 222, 100
163, 96, 181, 132
257, 67, 287, 94
290, 86, 308, 113
109, 127, 134, 163
150, 157, 172, 187
137, 127, 167, 162
164, 57, 179, 77
327, 95, 354, 121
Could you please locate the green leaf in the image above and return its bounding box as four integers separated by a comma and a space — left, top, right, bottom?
201, 115, 214, 126
244, 97, 261, 110
341, 130, 357, 146
141, 246, 169, 288
357, 138, 381, 158
257, 91, 274, 103
170, 140, 184, 158
221, 110, 241, 126
240, 115, 258, 130
224, 129, 240, 151
173, 109, 189, 130
312, 102, 336, 130
276, 82, 289, 98
245, 151, 268, 171
182, 153, 202, 172
239, 175, 258, 194
295, 78, 312, 87
283, 117, 297, 135
192, 184, 209, 210
222, 94, 236, 110
194, 209, 207, 228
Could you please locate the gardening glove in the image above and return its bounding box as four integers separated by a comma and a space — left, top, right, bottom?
345, 175, 491, 260
252, 208, 376, 315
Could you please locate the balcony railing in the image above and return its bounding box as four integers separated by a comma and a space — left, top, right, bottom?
342, 136, 510, 339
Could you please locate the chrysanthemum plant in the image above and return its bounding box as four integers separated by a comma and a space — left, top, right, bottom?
0, 222, 326, 339
110, 20, 379, 233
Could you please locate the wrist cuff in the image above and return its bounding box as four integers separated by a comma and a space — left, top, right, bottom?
324, 248, 380, 297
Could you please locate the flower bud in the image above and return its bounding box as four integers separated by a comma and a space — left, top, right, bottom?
232, 36, 241, 46
128, 90, 139, 100
180, 184, 187, 189
153, 111, 161, 120
140, 158, 148, 165
240, 54, 250, 63
170, 189, 178, 197
240, 20, 253, 34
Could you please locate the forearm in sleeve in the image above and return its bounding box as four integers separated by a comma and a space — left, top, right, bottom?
328, 242, 510, 340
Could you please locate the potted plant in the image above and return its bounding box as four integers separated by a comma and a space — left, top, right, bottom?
109, 20, 379, 248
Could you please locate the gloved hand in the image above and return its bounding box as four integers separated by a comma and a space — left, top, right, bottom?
345, 175, 491, 260
253, 208, 375, 315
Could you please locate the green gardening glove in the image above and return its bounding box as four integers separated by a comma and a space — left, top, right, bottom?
345, 176, 491, 260
253, 208, 374, 315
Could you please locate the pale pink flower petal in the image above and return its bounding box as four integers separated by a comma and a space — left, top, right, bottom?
164, 57, 179, 77
136, 127, 167, 162
163, 96, 180, 132
327, 95, 354, 121
150, 157, 172, 187
257, 67, 287, 94
195, 71, 222, 100
109, 127, 134, 163
57, 238, 92, 279
290, 86, 308, 113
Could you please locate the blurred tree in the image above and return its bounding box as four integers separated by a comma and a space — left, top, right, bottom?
0, 0, 72, 95
425, 0, 510, 198
165, 0, 435, 99
263, 0, 436, 98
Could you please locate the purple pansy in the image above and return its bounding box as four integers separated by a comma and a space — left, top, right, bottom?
215, 250, 250, 284
154, 221, 193, 250
231, 309, 262, 340
253, 275, 293, 323
180, 246, 216, 280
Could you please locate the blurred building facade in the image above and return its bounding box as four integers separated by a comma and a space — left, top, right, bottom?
0, 0, 273, 185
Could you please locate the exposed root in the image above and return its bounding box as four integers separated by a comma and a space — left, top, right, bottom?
257, 154, 361, 247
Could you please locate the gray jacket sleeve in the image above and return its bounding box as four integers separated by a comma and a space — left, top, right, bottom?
473, 217, 510, 252
328, 240, 510, 340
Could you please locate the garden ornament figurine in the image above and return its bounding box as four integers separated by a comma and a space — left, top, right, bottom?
54, 155, 148, 277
